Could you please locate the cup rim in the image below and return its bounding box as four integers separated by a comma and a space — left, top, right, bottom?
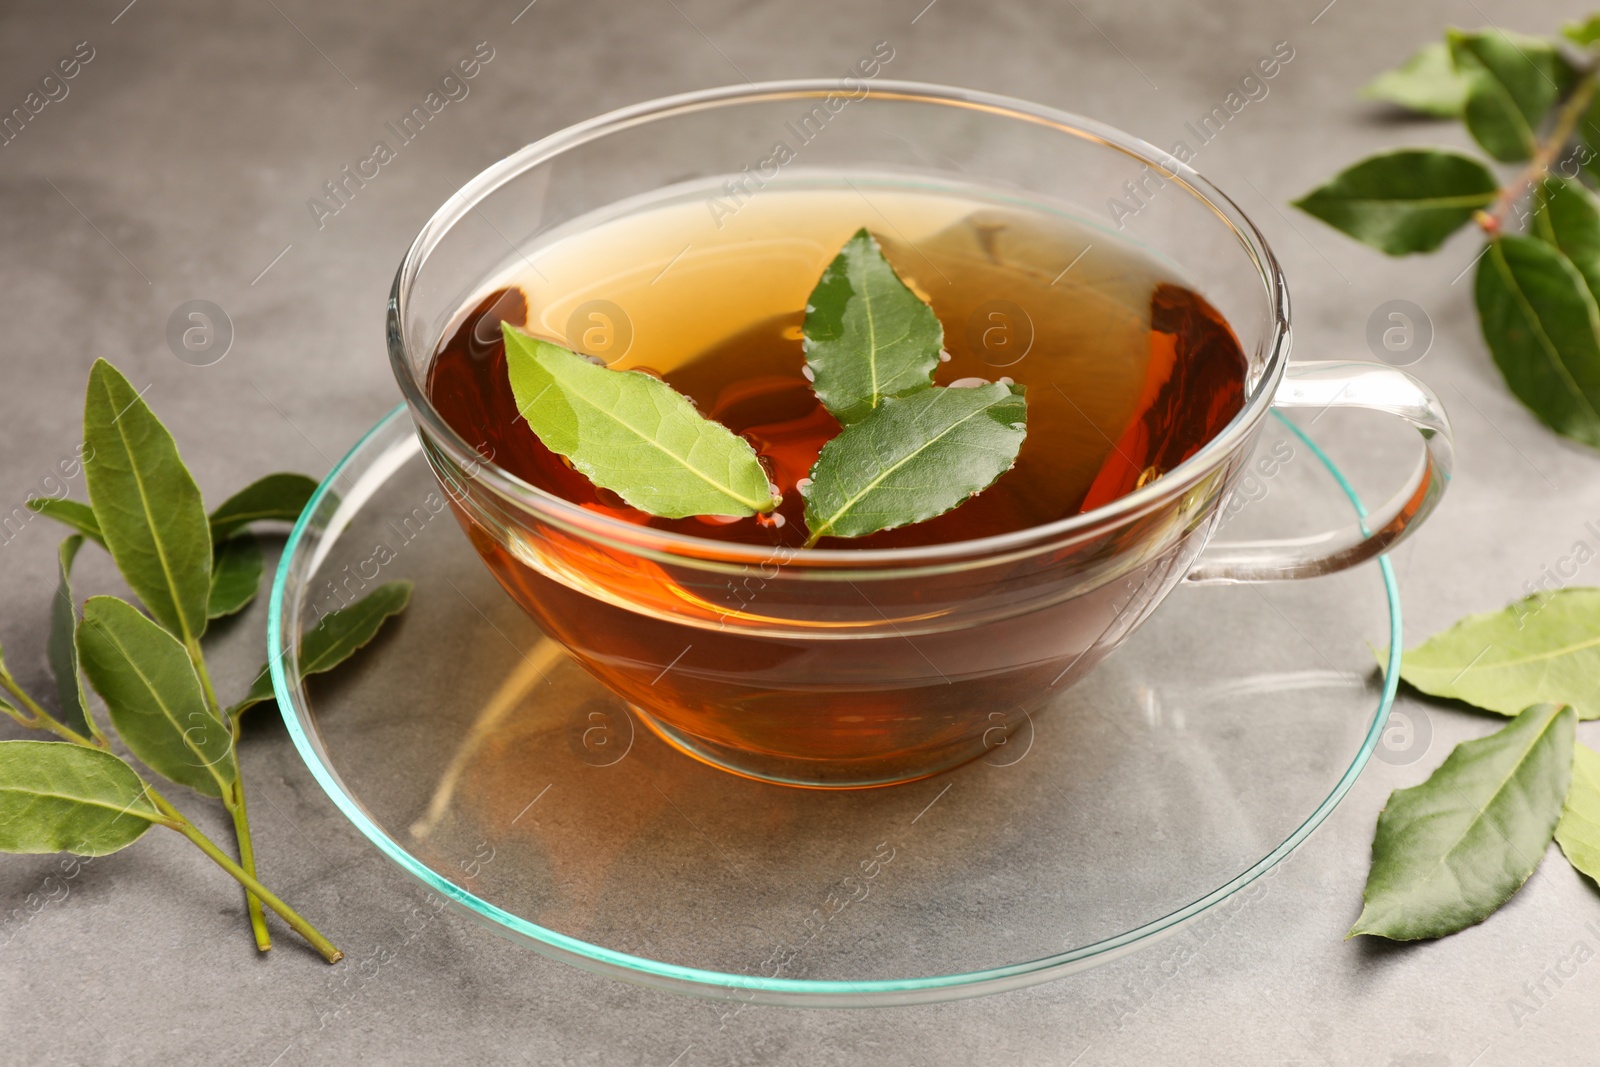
388, 77, 1290, 567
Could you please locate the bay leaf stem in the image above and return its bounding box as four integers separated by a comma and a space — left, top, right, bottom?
82, 703, 111, 748
2, 666, 339, 962
187, 637, 224, 722
228, 776, 273, 952
0, 668, 99, 747
147, 787, 342, 963
1481, 68, 1598, 233
187, 635, 272, 952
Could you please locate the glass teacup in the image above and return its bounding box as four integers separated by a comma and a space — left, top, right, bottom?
388, 80, 1452, 788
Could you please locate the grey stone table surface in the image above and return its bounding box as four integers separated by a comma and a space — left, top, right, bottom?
2, 0, 1598, 1063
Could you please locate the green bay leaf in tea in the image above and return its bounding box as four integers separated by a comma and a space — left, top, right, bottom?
504, 325, 777, 519
802, 383, 1027, 544
802, 227, 942, 425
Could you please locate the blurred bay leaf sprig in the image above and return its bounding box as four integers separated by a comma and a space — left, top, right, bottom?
1303, 20, 1600, 945
1295, 17, 1600, 449
1, 359, 410, 963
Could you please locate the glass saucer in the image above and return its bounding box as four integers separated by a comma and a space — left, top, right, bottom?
270, 406, 1397, 1006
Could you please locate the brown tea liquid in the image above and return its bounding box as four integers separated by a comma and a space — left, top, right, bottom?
424, 180, 1250, 786
428, 184, 1247, 549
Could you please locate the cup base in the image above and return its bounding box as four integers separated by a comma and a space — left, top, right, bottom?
630, 704, 992, 790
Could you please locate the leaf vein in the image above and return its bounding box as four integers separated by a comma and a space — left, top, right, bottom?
1490, 242, 1600, 425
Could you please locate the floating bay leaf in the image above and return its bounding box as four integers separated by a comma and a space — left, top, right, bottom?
76, 596, 234, 797
504, 327, 776, 519
802, 383, 1026, 543
803, 228, 942, 425
1351, 703, 1574, 940
0, 741, 163, 856
1291, 149, 1497, 255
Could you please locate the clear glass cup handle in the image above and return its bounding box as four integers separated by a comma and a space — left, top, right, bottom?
1186, 361, 1454, 584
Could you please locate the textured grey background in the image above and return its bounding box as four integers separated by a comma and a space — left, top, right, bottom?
2, 0, 1598, 1063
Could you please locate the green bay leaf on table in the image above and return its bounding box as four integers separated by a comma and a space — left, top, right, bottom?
207, 533, 263, 620
0, 740, 163, 856
802, 383, 1026, 543
230, 668, 277, 720
1557, 742, 1600, 887
299, 580, 412, 675
1290, 149, 1498, 255
209, 472, 319, 540
503, 326, 776, 519
82, 359, 213, 645
230, 580, 413, 718
25, 498, 104, 547
1448, 29, 1576, 162
1475, 235, 1600, 450
802, 227, 942, 425
1398, 588, 1600, 719
1532, 177, 1600, 306
1351, 703, 1575, 941
46, 535, 90, 737
76, 595, 234, 798
1360, 41, 1471, 117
